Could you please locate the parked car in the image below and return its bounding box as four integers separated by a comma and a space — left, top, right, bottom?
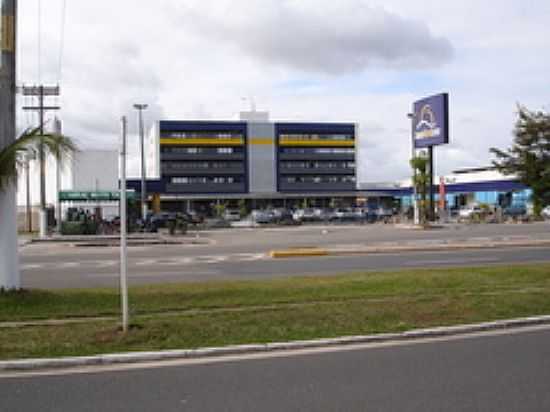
293, 208, 320, 222
542, 206, 550, 220
223, 209, 241, 222
503, 205, 527, 218
270, 208, 300, 225
331, 208, 356, 221
458, 205, 482, 219
375, 207, 394, 221
251, 210, 275, 224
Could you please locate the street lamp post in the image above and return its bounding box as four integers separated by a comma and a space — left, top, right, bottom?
133, 103, 148, 221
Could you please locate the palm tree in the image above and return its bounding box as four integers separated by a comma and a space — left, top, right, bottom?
0, 126, 77, 190
410, 154, 429, 225
0, 127, 77, 290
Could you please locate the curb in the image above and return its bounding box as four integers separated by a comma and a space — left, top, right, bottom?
2, 315, 550, 372
270, 248, 329, 258
270, 239, 550, 258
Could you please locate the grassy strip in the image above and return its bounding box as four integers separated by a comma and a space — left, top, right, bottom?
1, 264, 550, 360
2, 264, 550, 322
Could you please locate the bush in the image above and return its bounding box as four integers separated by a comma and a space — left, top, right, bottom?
61, 221, 98, 235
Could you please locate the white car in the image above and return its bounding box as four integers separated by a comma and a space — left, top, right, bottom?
542, 206, 550, 220
459, 205, 482, 219
223, 209, 241, 221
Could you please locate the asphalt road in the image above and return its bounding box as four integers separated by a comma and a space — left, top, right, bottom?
19, 245, 550, 288
2, 325, 550, 411
18, 222, 550, 288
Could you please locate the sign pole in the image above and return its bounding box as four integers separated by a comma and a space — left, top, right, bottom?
412, 93, 449, 223
428, 146, 435, 221
408, 112, 420, 225
119, 116, 129, 333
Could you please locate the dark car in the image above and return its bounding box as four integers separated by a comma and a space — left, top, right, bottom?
503, 205, 527, 218
146, 212, 176, 232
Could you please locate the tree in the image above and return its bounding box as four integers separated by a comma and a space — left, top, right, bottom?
410, 153, 429, 225
0, 126, 77, 290
0, 126, 77, 191
490, 106, 550, 217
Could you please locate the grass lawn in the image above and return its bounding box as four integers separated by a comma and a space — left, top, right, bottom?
1, 263, 550, 360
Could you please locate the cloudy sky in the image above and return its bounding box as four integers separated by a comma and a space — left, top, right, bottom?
16, 0, 550, 182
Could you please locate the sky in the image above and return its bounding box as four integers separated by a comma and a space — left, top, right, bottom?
15, 0, 550, 182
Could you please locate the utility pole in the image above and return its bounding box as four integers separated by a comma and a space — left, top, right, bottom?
54, 117, 63, 232
0, 0, 20, 289
21, 84, 61, 237
133, 103, 148, 221
25, 152, 35, 232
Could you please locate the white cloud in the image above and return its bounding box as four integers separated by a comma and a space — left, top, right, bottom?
172, 0, 453, 74
14, 0, 550, 184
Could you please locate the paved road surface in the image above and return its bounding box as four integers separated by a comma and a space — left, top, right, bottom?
19, 246, 550, 288
19, 223, 550, 288
2, 325, 550, 411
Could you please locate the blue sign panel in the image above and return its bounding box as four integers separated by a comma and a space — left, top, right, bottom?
413, 93, 449, 148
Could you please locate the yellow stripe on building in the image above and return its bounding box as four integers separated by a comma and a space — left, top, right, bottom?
249, 138, 274, 145
160, 138, 244, 146
279, 139, 355, 147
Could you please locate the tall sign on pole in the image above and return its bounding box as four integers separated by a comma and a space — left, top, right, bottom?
0, 0, 20, 290
412, 93, 449, 221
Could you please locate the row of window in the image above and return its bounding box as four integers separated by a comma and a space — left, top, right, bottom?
162, 147, 355, 155
162, 161, 244, 170
279, 134, 354, 141
171, 176, 244, 184
162, 132, 243, 139
281, 161, 355, 169
280, 147, 355, 154
161, 147, 243, 154
284, 176, 356, 184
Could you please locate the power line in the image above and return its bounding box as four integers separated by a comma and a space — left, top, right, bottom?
57, 0, 67, 84
37, 0, 41, 84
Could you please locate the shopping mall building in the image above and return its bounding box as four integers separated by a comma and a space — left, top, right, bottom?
126, 112, 362, 213
16, 112, 533, 226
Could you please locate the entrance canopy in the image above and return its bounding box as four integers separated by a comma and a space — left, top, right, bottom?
59, 190, 136, 202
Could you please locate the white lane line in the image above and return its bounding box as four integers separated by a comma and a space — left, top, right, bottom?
152, 257, 194, 266
231, 253, 266, 261
193, 256, 228, 264
58, 262, 80, 269
134, 259, 158, 267
20, 264, 43, 270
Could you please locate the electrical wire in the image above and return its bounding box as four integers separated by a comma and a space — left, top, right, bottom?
37, 0, 41, 85
57, 0, 67, 85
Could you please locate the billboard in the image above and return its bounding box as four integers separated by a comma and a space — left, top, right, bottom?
413, 93, 449, 148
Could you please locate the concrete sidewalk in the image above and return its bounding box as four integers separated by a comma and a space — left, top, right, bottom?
2, 315, 550, 372
19, 232, 210, 247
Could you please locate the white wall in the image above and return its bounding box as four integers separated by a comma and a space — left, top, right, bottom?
73, 150, 118, 191
16, 150, 119, 207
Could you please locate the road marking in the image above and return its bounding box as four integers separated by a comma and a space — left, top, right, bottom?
58, 262, 80, 269
230, 253, 266, 261
20, 253, 268, 271
20, 264, 42, 270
